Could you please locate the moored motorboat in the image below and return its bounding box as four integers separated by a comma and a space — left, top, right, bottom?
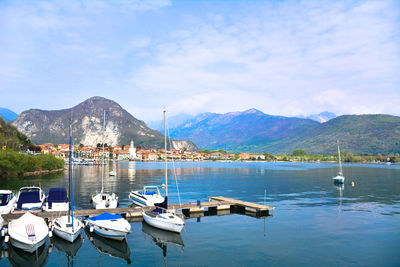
7, 212, 49, 253
43, 187, 69, 212
85, 213, 130, 241
0, 190, 17, 214
13, 186, 45, 212
129, 186, 164, 207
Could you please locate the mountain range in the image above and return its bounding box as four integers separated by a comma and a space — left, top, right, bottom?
11, 97, 197, 151
166, 109, 400, 155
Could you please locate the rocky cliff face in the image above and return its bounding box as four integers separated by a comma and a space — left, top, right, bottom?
12, 96, 167, 148
171, 140, 198, 152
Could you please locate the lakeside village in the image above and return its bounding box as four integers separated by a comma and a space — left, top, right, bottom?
33, 140, 399, 164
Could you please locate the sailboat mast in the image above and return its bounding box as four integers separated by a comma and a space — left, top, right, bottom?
101, 110, 105, 194
68, 118, 72, 223
164, 109, 168, 197
337, 140, 343, 175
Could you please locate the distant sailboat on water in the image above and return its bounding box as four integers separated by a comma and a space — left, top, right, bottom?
333, 140, 345, 184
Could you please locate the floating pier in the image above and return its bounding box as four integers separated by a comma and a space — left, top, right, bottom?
2, 196, 274, 224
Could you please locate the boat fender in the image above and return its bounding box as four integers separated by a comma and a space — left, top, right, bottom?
1, 227, 4, 237
48, 245, 53, 253
90, 226, 94, 232
48, 222, 52, 229
4, 235, 9, 243
49, 230, 53, 238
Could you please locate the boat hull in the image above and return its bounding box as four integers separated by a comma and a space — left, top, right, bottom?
52, 216, 83, 243
142, 211, 184, 233
9, 234, 47, 253
90, 224, 127, 241
85, 213, 130, 241
129, 190, 164, 207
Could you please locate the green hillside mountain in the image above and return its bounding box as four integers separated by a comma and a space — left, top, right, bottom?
0, 116, 32, 150
239, 114, 400, 154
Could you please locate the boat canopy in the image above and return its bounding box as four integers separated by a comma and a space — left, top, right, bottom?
17, 191, 41, 209
47, 188, 68, 203
89, 213, 123, 221
9, 212, 46, 227
0, 193, 11, 206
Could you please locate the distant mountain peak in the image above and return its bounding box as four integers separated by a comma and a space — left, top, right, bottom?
242, 108, 264, 115
297, 111, 337, 123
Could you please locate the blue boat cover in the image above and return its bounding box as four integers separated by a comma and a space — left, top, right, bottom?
89, 213, 123, 221
47, 188, 68, 203
17, 191, 41, 209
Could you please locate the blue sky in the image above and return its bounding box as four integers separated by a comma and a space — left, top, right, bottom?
1, 0, 399, 121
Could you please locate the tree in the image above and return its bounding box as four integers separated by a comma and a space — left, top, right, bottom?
292, 149, 307, 156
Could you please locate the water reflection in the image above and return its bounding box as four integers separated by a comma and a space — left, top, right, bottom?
6, 243, 49, 267
84, 228, 131, 264
51, 234, 83, 266
142, 222, 184, 261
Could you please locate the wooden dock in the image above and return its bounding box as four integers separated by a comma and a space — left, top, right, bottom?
1, 196, 274, 224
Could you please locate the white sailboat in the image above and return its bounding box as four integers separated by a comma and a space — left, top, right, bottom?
52, 121, 83, 242
333, 140, 345, 184
142, 110, 185, 233
91, 111, 118, 209
7, 212, 49, 253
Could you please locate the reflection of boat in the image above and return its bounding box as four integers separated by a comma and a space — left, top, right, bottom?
142, 222, 184, 248
91, 111, 118, 209
85, 213, 130, 240
333, 140, 345, 184
13, 186, 46, 212
43, 187, 69, 212
6, 242, 49, 266
109, 171, 116, 176
142, 110, 185, 233
52, 234, 83, 257
7, 212, 49, 253
129, 186, 164, 207
0, 190, 17, 214
85, 228, 131, 264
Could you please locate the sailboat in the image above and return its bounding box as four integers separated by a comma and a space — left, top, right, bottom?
142, 110, 185, 233
51, 118, 83, 243
91, 111, 118, 209
333, 140, 345, 184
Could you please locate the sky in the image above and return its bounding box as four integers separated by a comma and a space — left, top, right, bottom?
1, 0, 399, 121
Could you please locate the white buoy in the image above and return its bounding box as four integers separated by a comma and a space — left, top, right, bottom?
4, 235, 9, 243
351, 181, 355, 187
90, 226, 94, 232
1, 229, 4, 237
49, 231, 53, 238
48, 246, 53, 253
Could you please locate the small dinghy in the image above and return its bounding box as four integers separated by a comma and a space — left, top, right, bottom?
85, 213, 130, 241
0, 190, 17, 214
43, 188, 69, 212
7, 212, 49, 253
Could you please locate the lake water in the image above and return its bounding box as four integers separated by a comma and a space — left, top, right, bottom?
0, 161, 399, 266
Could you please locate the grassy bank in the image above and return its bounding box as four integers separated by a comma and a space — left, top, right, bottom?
0, 150, 64, 177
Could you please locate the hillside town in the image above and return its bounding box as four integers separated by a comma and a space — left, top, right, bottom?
35, 140, 267, 162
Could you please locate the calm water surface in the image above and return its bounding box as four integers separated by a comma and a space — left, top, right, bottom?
0, 161, 399, 266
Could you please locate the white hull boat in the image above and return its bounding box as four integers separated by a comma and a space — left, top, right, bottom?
0, 190, 17, 214
92, 193, 118, 209
7, 212, 49, 253
109, 171, 117, 176
141, 110, 185, 233
91, 111, 119, 209
333, 140, 345, 184
143, 210, 184, 233
129, 186, 164, 207
85, 213, 130, 241
52, 216, 83, 243
42, 187, 69, 212
13, 186, 45, 212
